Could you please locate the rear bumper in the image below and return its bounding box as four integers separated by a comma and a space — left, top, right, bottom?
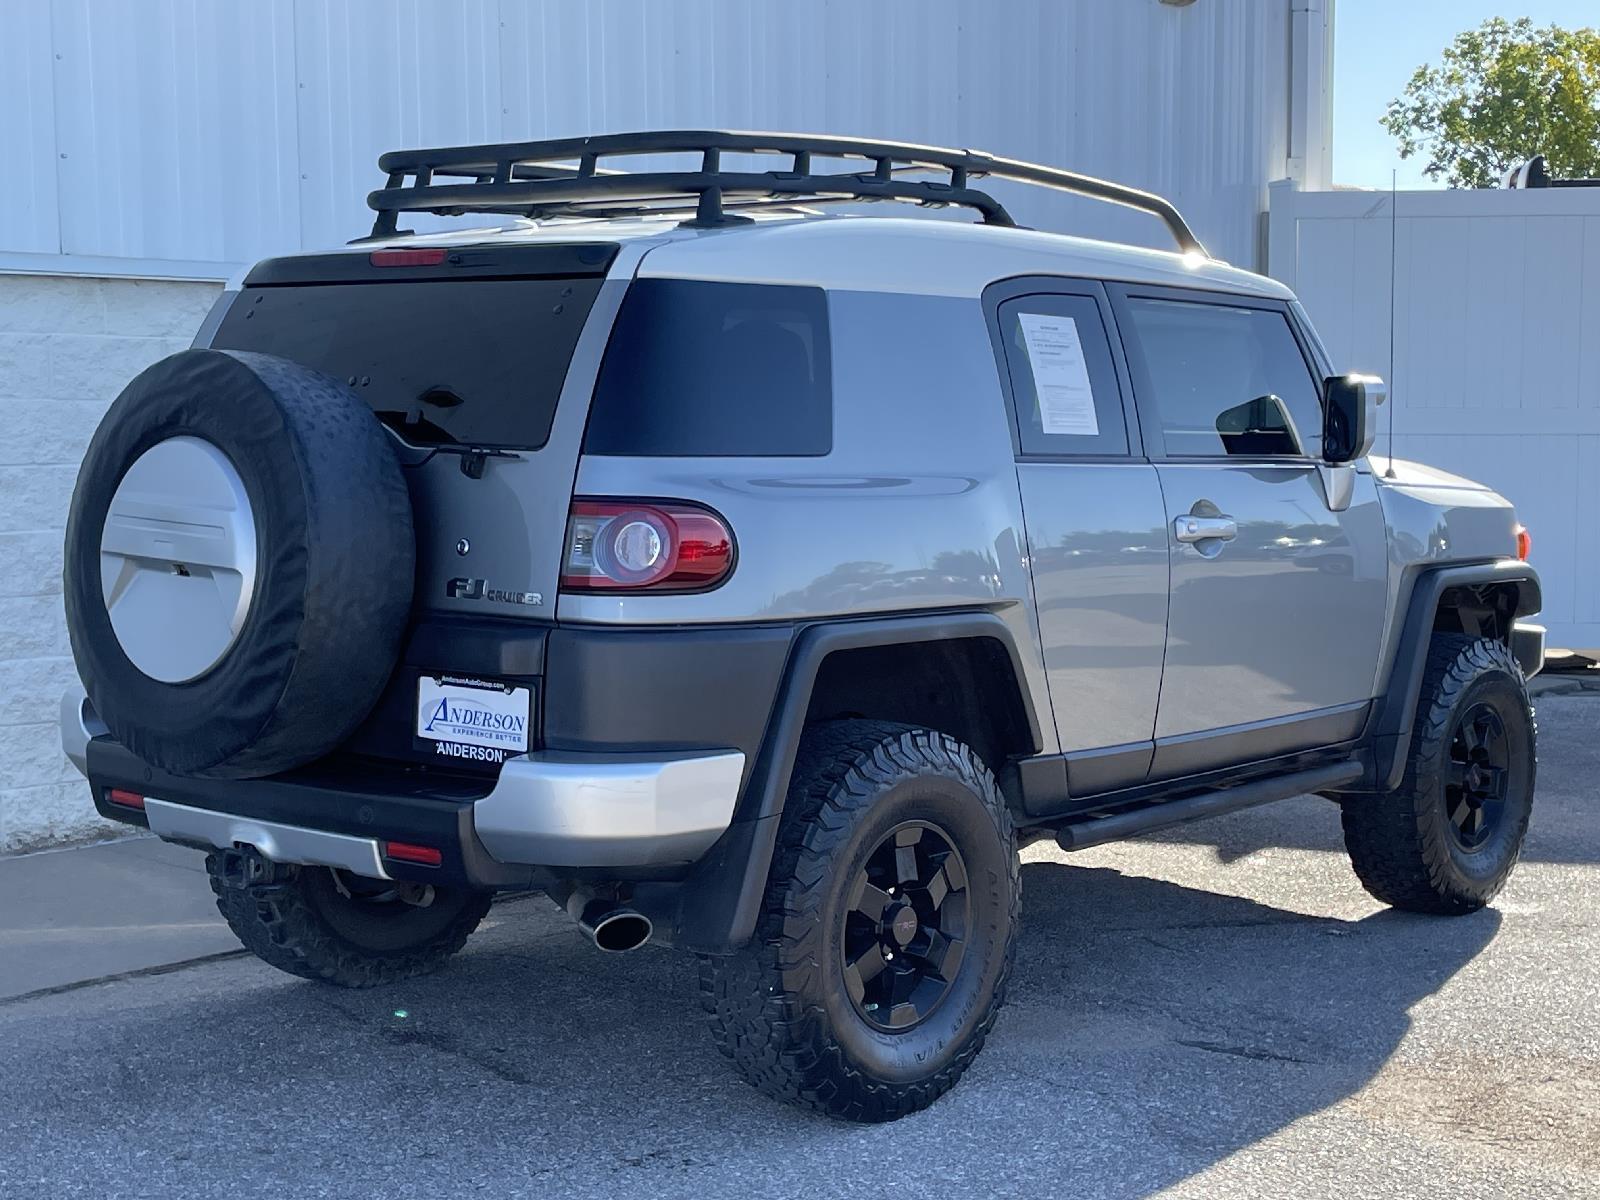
65, 686, 743, 889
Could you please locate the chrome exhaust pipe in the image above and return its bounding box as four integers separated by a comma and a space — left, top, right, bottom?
557, 887, 653, 953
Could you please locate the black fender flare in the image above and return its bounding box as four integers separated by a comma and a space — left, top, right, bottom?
669, 609, 1042, 953
1366, 559, 1541, 792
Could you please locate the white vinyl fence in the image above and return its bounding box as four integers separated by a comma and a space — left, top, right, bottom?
1269, 182, 1600, 650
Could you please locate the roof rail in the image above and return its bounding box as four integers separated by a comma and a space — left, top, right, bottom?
365, 130, 1209, 257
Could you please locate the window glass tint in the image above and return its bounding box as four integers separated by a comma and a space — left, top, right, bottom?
1124, 298, 1322, 458
998, 295, 1128, 456
585, 279, 831, 456
214, 278, 602, 449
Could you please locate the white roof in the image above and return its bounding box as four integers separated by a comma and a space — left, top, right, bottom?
358, 211, 1294, 301
636, 215, 1293, 300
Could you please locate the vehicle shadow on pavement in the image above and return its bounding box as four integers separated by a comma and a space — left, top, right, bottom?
2, 864, 1503, 1198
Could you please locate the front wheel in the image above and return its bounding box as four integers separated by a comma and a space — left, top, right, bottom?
1342, 634, 1535, 914
700, 721, 1018, 1123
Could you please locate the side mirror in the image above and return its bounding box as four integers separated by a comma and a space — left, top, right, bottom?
1322, 374, 1387, 464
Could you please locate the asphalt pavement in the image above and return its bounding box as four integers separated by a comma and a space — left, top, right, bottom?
2, 694, 1597, 1199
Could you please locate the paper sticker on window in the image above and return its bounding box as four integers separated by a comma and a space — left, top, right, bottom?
1016, 313, 1099, 436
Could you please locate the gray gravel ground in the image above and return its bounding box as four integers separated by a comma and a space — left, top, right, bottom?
3, 695, 1597, 1200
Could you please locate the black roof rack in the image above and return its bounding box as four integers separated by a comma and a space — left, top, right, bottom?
365, 130, 1209, 257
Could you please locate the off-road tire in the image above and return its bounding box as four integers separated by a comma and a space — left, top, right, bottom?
700, 721, 1019, 1123
207, 852, 492, 988
1342, 634, 1535, 914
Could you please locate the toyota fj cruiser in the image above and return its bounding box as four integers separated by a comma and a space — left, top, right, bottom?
61, 132, 1543, 1122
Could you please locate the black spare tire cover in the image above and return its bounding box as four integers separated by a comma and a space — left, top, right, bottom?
64, 349, 415, 779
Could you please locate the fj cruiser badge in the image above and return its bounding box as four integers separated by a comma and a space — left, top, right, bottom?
445, 577, 543, 606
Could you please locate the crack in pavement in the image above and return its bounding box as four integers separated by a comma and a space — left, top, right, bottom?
0, 949, 250, 1010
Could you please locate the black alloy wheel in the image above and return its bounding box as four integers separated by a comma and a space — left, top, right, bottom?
1444, 702, 1510, 851
843, 821, 970, 1031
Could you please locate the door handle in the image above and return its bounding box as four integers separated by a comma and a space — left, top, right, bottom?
1174, 514, 1238, 544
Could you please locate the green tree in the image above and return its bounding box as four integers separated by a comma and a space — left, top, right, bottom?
1382, 17, 1600, 187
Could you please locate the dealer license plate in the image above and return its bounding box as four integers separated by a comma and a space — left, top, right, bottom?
415, 675, 530, 761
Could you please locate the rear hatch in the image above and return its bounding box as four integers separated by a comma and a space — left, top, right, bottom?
207, 241, 622, 772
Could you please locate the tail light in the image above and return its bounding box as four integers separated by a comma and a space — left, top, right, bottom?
1515, 524, 1532, 562
107, 789, 145, 810
561, 500, 734, 592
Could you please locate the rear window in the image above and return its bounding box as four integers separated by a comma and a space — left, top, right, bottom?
585, 279, 832, 457
213, 276, 604, 449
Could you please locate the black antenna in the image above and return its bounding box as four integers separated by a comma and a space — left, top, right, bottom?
1385, 169, 1397, 479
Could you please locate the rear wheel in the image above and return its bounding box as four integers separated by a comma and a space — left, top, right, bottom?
700, 721, 1018, 1122
207, 851, 492, 987
1342, 634, 1535, 914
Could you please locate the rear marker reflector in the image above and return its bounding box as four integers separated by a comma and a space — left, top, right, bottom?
368, 248, 448, 268
107, 789, 146, 811
384, 841, 443, 867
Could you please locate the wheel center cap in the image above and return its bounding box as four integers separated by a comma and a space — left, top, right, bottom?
889, 904, 919, 947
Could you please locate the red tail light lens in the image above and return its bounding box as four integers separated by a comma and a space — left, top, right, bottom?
368, 248, 448, 267
561, 500, 734, 592
1515, 524, 1532, 561
107, 789, 145, 811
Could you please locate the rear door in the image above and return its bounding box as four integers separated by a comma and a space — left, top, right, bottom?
1109, 285, 1389, 778
992, 281, 1168, 799
211, 241, 627, 624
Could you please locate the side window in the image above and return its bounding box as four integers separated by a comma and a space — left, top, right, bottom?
586, 279, 831, 457
997, 294, 1128, 457
1122, 297, 1323, 459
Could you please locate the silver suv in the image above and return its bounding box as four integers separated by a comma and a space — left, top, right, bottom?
60, 132, 1544, 1122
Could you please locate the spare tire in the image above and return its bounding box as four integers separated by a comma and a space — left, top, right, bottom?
64, 349, 414, 779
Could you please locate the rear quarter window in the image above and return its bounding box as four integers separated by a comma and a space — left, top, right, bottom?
584, 279, 832, 457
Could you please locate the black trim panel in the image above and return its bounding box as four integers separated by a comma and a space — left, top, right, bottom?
1064, 740, 1154, 798
1150, 701, 1369, 780
541, 622, 793, 779
673, 609, 1041, 953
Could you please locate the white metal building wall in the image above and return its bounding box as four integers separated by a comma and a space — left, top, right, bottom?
1269, 183, 1600, 650
1, 0, 1325, 277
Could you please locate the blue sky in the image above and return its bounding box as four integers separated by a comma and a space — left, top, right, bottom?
1334, 0, 1598, 188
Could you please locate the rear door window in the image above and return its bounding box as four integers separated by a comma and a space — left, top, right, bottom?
585, 279, 831, 456
997, 294, 1128, 456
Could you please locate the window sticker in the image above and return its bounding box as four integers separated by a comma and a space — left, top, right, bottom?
1016, 312, 1100, 436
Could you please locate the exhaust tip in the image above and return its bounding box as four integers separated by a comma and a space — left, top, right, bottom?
590, 910, 652, 953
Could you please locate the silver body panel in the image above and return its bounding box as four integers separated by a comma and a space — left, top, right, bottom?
1154, 462, 1390, 740
561, 286, 1060, 753
1371, 458, 1525, 694
1014, 462, 1168, 754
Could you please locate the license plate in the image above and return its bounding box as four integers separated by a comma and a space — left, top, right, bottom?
415, 675, 530, 758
